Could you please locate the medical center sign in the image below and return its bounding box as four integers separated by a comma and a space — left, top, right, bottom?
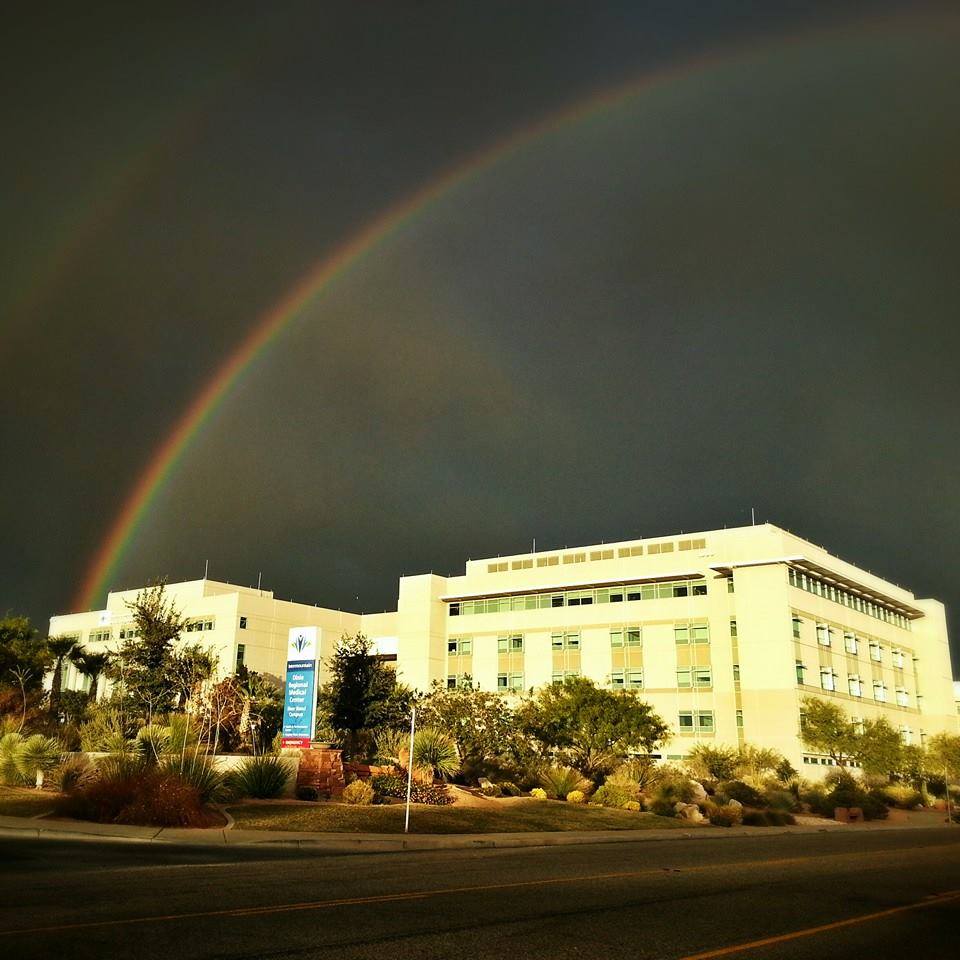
281, 626, 319, 748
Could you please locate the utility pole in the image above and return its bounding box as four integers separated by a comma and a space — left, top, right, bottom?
404, 706, 416, 834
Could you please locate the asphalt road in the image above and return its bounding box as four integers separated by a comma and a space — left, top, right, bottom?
1, 828, 958, 959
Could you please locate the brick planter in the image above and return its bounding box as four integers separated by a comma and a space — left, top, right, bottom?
296, 747, 345, 798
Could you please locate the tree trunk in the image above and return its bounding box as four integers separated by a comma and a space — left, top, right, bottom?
35, 769, 44, 790
49, 658, 64, 718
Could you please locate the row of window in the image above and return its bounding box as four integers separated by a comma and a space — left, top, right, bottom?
449, 624, 708, 656
788, 568, 911, 629
798, 663, 911, 705
185, 618, 215, 632
449, 579, 708, 616
486, 539, 708, 574
799, 619, 909, 667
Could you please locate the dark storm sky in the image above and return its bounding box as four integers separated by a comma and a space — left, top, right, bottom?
2, 2, 958, 674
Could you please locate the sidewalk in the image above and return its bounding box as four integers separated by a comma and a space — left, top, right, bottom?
9, 811, 948, 853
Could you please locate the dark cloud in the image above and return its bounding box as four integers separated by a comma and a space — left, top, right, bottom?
1, 2, 957, 672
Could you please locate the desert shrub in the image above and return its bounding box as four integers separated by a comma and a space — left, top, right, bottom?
79, 709, 134, 754
342, 779, 374, 805
116, 772, 206, 827
56, 768, 143, 823
566, 790, 586, 804
649, 779, 696, 817
530, 787, 547, 800
51, 754, 96, 793
370, 773, 454, 805
296, 786, 319, 801
709, 805, 742, 827
718, 780, 765, 808
686, 744, 739, 782
479, 778, 503, 797
538, 765, 590, 800
499, 781, 522, 796
227, 755, 290, 799
613, 756, 663, 793
861, 788, 890, 821
763, 788, 799, 812
159, 753, 225, 804
774, 758, 798, 784
742, 809, 796, 827
623, 800, 641, 812
882, 784, 923, 809
591, 785, 626, 808
603, 771, 642, 803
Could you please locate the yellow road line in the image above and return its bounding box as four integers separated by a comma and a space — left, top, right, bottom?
1, 843, 955, 938
676, 890, 960, 960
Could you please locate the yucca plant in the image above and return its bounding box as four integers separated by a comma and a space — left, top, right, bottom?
227, 754, 291, 799
136, 724, 171, 764
538, 765, 590, 800
158, 753, 225, 804
15, 734, 63, 789
0, 732, 27, 786
413, 727, 460, 781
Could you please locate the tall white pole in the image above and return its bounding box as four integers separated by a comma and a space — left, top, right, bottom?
404, 706, 416, 834
946, 764, 954, 826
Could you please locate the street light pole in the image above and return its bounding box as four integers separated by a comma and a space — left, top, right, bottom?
404, 706, 416, 834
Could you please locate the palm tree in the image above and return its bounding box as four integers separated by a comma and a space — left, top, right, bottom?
46, 635, 81, 719
72, 650, 112, 703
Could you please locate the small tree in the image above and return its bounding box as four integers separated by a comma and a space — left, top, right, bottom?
417, 681, 520, 776
108, 582, 188, 717
856, 716, 903, 777
800, 697, 857, 766
316, 633, 413, 758
46, 635, 82, 719
519, 677, 668, 781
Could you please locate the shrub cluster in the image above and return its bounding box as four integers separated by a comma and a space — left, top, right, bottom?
55, 761, 211, 827
708, 805, 742, 828
566, 790, 586, 804
370, 773, 453, 805
742, 809, 796, 827
529, 787, 547, 800
342, 779, 374, 805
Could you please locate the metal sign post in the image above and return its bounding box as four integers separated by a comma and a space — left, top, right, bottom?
404, 706, 416, 834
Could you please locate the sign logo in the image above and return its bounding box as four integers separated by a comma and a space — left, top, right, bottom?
291, 633, 310, 654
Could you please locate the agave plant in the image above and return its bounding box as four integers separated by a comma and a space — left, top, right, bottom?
15, 734, 63, 789
226, 754, 291, 799
158, 753, 226, 804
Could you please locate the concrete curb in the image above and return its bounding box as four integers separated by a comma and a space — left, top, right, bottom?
0, 812, 868, 852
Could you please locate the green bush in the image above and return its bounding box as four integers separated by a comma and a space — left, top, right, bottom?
709, 805, 742, 827
649, 779, 697, 817
79, 709, 134, 754
763, 788, 799, 812
538, 765, 589, 800
623, 800, 641, 812
882, 784, 923, 809
227, 755, 290, 799
718, 780, 765, 808
566, 790, 586, 804
530, 787, 547, 800
742, 809, 796, 827
479, 778, 503, 797
342, 779, 374, 805
499, 781, 522, 797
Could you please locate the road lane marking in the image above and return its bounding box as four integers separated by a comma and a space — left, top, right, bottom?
676, 890, 960, 959
2, 844, 956, 937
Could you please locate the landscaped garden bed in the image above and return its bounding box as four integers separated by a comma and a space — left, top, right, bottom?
227, 797, 684, 833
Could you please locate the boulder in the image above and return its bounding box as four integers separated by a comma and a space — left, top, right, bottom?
688, 780, 708, 803
674, 801, 704, 823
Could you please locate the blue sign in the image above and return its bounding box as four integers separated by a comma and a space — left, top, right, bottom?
282, 658, 317, 747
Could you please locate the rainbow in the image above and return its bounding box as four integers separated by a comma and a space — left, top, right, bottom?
74, 18, 900, 610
